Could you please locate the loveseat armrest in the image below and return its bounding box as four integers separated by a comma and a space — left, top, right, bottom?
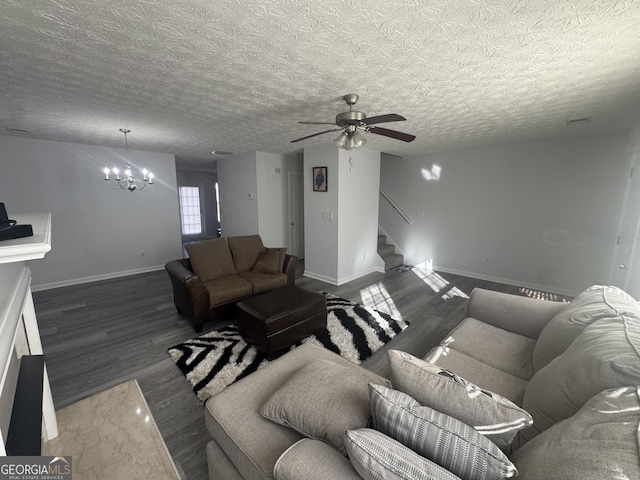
283, 254, 298, 285
466, 288, 567, 339
274, 438, 362, 480
165, 259, 210, 332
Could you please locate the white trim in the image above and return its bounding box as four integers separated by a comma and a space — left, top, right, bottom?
31, 265, 165, 292
432, 265, 579, 298
303, 266, 385, 286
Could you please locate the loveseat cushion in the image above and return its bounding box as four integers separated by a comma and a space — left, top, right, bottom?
430, 349, 529, 406
369, 384, 517, 480
388, 350, 532, 451
510, 386, 640, 479
442, 318, 537, 380
344, 429, 462, 480
521, 314, 640, 444
203, 274, 252, 305
238, 271, 288, 294
533, 285, 640, 371
274, 438, 361, 480
261, 359, 390, 455
185, 237, 236, 282
228, 235, 265, 272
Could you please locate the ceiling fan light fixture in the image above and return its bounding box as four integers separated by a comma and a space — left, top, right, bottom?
352, 131, 367, 149
334, 132, 348, 148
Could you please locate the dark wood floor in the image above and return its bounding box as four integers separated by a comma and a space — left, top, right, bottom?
32, 264, 567, 479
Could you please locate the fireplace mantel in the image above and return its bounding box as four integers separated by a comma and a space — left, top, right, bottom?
0, 213, 57, 455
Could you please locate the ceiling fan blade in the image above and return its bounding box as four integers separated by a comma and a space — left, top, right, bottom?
363, 114, 406, 125
290, 128, 343, 143
368, 126, 416, 142
298, 121, 338, 125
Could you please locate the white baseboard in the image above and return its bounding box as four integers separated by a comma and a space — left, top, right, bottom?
303, 266, 385, 286
31, 265, 166, 292
432, 265, 579, 298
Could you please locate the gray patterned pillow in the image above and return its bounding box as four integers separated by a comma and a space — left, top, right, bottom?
388, 349, 532, 450
344, 428, 462, 480
369, 384, 517, 480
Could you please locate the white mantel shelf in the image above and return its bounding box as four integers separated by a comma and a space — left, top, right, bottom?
0, 213, 51, 264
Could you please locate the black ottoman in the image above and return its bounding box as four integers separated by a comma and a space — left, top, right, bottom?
235, 286, 327, 359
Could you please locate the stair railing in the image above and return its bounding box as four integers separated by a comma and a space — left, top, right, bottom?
380, 189, 413, 224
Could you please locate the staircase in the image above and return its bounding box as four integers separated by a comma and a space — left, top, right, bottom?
377, 234, 404, 270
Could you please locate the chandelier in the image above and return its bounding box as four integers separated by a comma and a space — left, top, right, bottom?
103, 129, 153, 192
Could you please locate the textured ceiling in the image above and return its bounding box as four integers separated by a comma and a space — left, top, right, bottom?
1, 0, 640, 172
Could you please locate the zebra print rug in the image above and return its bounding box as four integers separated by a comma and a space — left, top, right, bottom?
168, 293, 409, 401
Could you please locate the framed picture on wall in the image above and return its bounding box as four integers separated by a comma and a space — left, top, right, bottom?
313, 166, 327, 192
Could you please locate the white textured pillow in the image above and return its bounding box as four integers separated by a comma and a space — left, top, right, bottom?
369, 384, 517, 480
344, 429, 462, 480
261, 359, 390, 454
388, 350, 532, 450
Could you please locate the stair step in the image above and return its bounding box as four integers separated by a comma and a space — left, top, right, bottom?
377, 244, 395, 257
383, 254, 404, 270
377, 234, 387, 245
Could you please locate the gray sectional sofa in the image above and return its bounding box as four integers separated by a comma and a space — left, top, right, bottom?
204, 285, 640, 479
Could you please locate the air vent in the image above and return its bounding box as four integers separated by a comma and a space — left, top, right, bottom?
6, 127, 30, 134
566, 117, 592, 126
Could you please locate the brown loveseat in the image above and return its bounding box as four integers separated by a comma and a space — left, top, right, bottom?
165, 235, 298, 332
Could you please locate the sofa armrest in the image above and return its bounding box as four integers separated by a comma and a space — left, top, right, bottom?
283, 254, 298, 286
466, 288, 567, 339
274, 439, 362, 480
165, 259, 210, 332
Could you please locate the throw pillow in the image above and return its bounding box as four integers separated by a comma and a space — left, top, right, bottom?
344, 428, 462, 480
369, 384, 517, 480
387, 350, 532, 450
260, 359, 390, 454
252, 247, 287, 274
532, 285, 640, 371
510, 386, 640, 480
185, 237, 236, 282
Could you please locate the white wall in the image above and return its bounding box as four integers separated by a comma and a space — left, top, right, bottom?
256, 152, 302, 247
304, 145, 383, 284
379, 133, 631, 295
337, 148, 383, 281
216, 152, 259, 236
0, 135, 182, 289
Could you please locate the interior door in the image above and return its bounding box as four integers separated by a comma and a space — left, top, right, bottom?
288, 172, 305, 258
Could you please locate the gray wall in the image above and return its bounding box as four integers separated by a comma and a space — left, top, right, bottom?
379, 133, 632, 295
0, 135, 182, 289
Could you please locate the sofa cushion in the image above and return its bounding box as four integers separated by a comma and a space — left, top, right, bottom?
388, 350, 532, 451
344, 429, 462, 480
521, 315, 640, 444
253, 247, 287, 274
273, 438, 361, 480
261, 359, 390, 455
205, 343, 364, 480
238, 271, 288, 295
533, 285, 640, 372
442, 318, 537, 380
203, 275, 252, 305
185, 237, 236, 282
227, 235, 265, 272
429, 349, 529, 406
511, 386, 640, 479
369, 384, 517, 480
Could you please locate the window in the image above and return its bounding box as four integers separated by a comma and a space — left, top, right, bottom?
179, 186, 202, 235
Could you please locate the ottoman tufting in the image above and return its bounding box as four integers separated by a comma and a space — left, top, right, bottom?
235, 285, 327, 359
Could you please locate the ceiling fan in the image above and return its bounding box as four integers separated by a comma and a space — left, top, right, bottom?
291, 94, 416, 150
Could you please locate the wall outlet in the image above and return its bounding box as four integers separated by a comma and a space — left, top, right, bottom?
322, 212, 334, 221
